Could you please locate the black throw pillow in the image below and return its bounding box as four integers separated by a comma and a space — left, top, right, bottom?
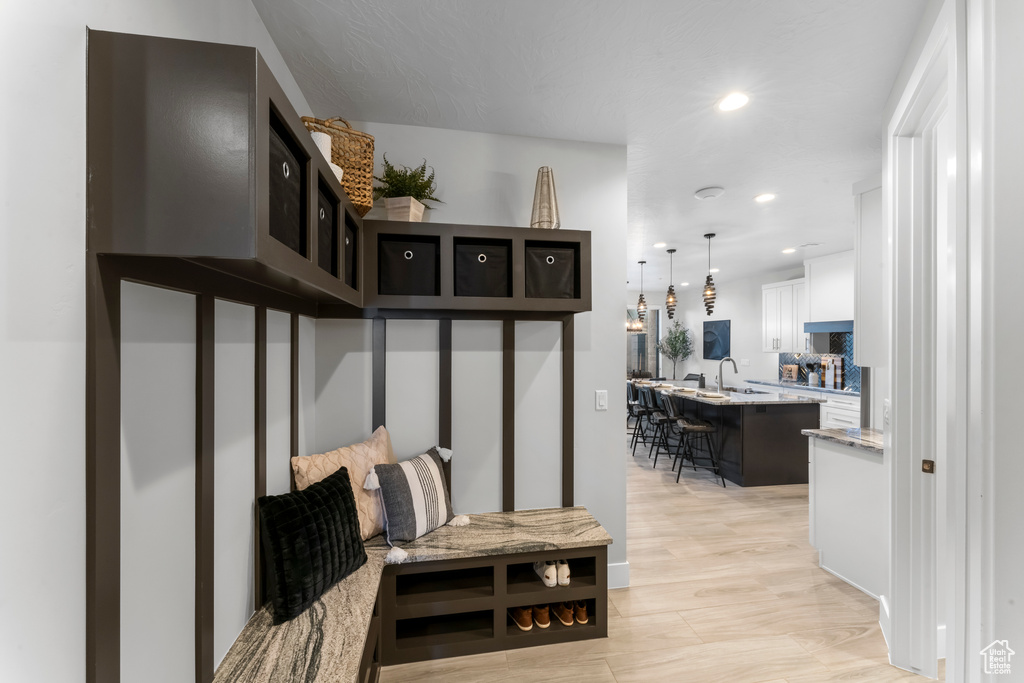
258, 467, 367, 624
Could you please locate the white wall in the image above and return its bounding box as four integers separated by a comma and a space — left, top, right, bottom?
0, 2, 311, 680
213, 300, 256, 667
514, 321, 563, 511
266, 309, 293, 495
641, 266, 804, 386
386, 320, 440, 458
314, 319, 374, 455
119, 283, 196, 683
328, 121, 629, 580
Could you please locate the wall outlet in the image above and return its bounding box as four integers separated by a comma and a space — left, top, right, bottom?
595, 389, 608, 411
883, 398, 891, 426
740, 358, 750, 367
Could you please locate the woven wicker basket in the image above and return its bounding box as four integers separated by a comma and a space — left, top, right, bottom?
301, 116, 375, 216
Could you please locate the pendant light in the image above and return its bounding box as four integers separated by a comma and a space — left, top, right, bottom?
636, 260, 647, 322
703, 233, 716, 316
665, 248, 677, 319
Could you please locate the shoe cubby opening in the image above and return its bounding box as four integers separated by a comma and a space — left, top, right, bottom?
506, 556, 597, 595
453, 237, 513, 298
394, 610, 493, 650
378, 233, 441, 296
394, 565, 494, 606
268, 107, 309, 258
316, 178, 339, 278
524, 240, 580, 299
505, 598, 596, 637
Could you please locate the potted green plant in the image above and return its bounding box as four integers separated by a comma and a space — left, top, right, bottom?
657, 321, 694, 380
372, 155, 443, 221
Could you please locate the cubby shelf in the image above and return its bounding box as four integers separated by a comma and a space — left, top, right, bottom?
377, 546, 607, 665
363, 220, 592, 313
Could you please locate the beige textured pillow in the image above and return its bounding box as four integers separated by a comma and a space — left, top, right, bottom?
291, 426, 396, 540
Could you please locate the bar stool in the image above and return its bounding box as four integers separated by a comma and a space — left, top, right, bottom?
630, 386, 653, 456
644, 389, 673, 466
673, 416, 726, 487
626, 382, 642, 432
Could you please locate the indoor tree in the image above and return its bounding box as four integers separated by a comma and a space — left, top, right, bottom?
657, 321, 694, 380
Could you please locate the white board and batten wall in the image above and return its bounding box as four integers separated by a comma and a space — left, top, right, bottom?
2, 1, 313, 680
317, 121, 629, 586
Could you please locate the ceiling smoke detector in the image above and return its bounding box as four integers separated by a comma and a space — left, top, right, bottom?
694, 186, 725, 200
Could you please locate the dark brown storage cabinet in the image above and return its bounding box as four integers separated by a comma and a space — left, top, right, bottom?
362, 221, 591, 313
87, 30, 362, 307
379, 546, 607, 665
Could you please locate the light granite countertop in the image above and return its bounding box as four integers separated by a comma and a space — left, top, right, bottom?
747, 379, 861, 397
658, 385, 825, 406
213, 506, 610, 683
802, 427, 883, 454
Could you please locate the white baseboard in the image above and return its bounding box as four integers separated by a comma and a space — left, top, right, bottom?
936, 623, 946, 659
880, 594, 892, 654
607, 561, 630, 589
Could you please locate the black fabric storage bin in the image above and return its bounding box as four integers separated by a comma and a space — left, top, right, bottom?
269, 125, 305, 256
344, 220, 358, 289
317, 188, 338, 276
525, 246, 577, 298
379, 238, 439, 296
454, 243, 510, 297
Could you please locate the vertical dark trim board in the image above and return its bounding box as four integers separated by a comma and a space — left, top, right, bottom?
439, 319, 453, 492
502, 320, 515, 512
85, 258, 122, 683
561, 315, 574, 507
290, 313, 299, 466
195, 295, 215, 683
254, 306, 267, 606
372, 317, 387, 430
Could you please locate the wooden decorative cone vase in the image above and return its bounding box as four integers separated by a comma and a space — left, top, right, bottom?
530, 166, 560, 229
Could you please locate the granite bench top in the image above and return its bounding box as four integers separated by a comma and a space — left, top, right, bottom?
213, 506, 610, 683
802, 427, 883, 455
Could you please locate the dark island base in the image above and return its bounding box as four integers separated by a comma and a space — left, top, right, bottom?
679, 401, 820, 487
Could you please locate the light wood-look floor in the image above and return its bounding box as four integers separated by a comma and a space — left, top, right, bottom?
381, 434, 944, 682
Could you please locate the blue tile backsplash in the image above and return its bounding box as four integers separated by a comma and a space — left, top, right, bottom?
778, 332, 861, 392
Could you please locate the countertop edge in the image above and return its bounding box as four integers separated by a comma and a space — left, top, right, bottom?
803, 427, 883, 454
748, 379, 861, 397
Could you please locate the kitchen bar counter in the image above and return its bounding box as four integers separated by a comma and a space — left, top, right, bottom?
802, 427, 883, 455
747, 379, 860, 397
661, 387, 825, 406
650, 382, 821, 487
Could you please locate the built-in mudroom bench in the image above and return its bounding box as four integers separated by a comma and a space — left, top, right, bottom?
86, 29, 600, 683
214, 508, 610, 682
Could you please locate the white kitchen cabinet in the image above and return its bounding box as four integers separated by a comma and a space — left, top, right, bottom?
762, 278, 806, 352
853, 178, 885, 366
820, 394, 861, 429
805, 251, 855, 322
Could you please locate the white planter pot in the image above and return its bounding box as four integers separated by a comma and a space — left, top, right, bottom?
384, 196, 425, 222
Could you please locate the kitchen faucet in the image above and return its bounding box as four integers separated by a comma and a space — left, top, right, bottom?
718, 357, 738, 391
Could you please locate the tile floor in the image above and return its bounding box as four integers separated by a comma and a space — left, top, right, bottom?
381, 434, 944, 682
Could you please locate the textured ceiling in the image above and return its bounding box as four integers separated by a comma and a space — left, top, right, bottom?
252, 0, 928, 291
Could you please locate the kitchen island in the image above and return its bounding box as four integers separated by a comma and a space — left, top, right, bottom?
658, 384, 824, 487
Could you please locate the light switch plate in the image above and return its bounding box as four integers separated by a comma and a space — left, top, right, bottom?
595, 389, 608, 411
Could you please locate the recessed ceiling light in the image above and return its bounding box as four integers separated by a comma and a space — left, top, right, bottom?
782, 248, 796, 254
680, 282, 689, 287
716, 92, 749, 112
754, 193, 776, 203
710, 268, 720, 273
653, 242, 667, 248
694, 186, 725, 200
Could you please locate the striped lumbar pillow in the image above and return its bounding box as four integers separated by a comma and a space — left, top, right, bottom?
370, 447, 454, 545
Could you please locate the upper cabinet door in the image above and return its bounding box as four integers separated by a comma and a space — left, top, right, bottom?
762, 285, 781, 352
805, 251, 855, 322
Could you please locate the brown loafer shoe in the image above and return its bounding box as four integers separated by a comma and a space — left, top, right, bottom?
552, 601, 574, 627
573, 600, 589, 625
532, 604, 550, 628
509, 606, 532, 631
